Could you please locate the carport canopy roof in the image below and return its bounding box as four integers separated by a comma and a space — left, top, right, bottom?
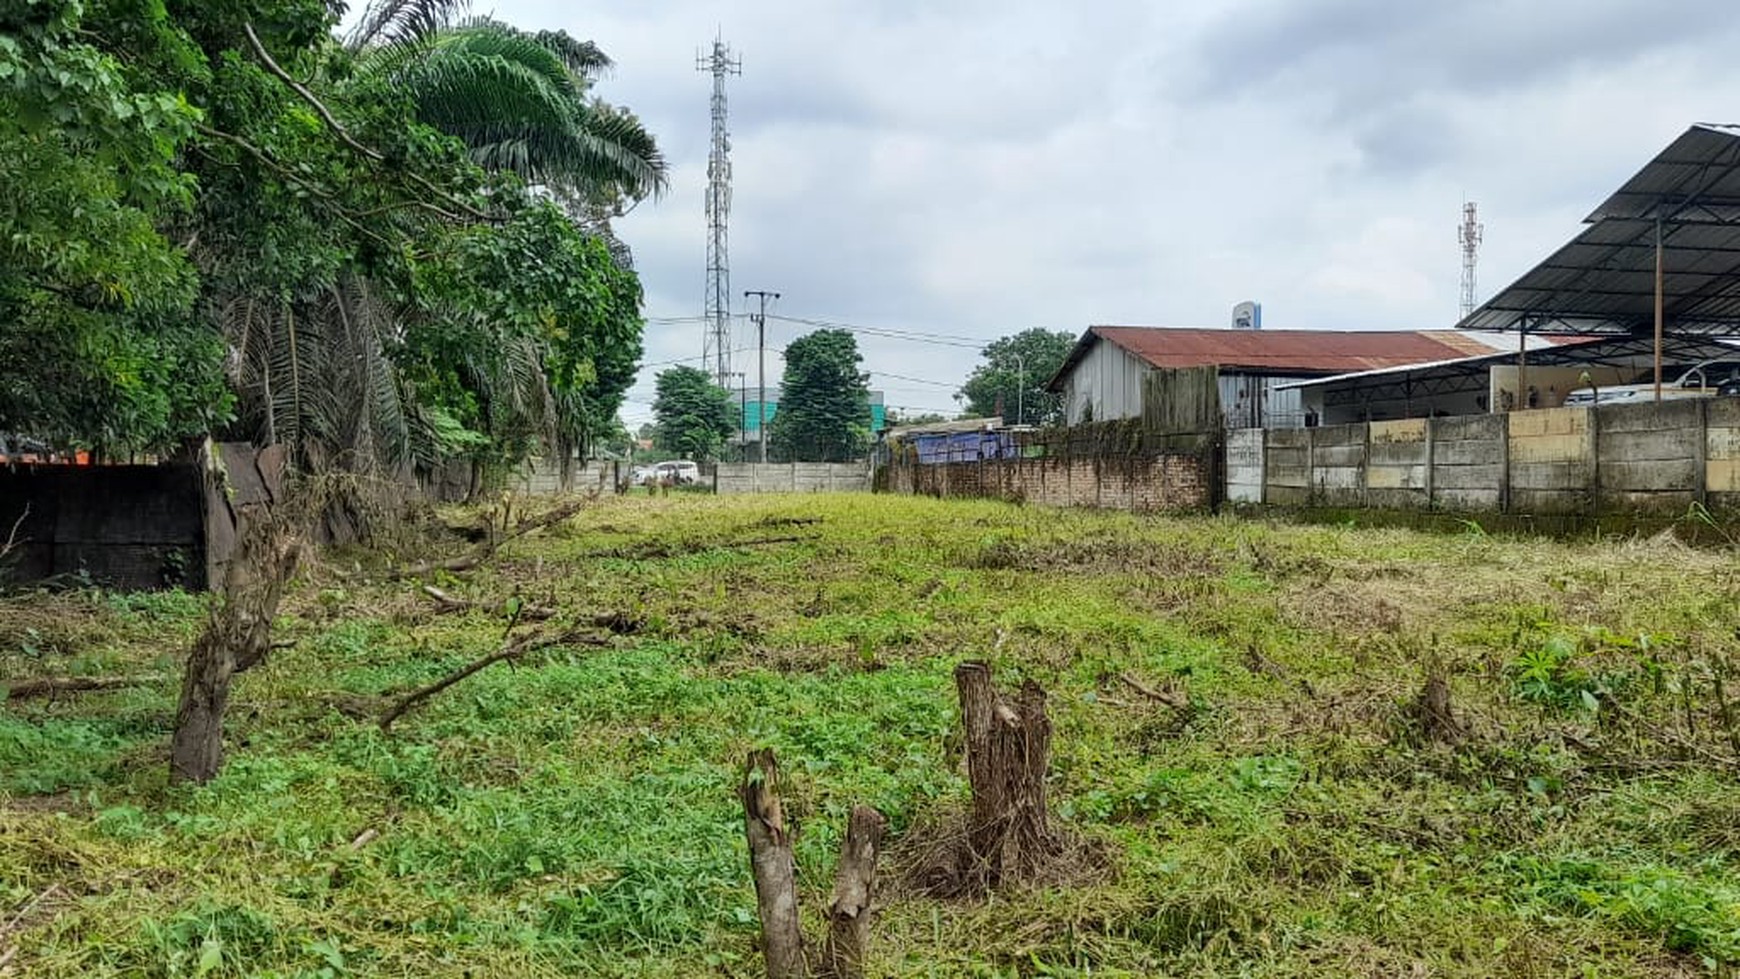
1459, 124, 1740, 337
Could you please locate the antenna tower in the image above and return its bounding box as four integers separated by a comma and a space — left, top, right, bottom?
1458, 201, 1483, 320
697, 36, 741, 387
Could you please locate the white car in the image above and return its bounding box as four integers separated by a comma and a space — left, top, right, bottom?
1562, 360, 1740, 407
653, 460, 701, 485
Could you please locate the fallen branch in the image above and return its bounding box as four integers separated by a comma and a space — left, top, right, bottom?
1118, 671, 1189, 709
5, 675, 164, 701
420, 585, 555, 620
378, 627, 601, 731
0, 882, 63, 969
392, 500, 588, 580
584, 534, 816, 561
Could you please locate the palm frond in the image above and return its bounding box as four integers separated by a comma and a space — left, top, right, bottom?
345, 0, 469, 51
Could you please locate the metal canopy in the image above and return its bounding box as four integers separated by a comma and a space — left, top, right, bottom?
1279, 334, 1738, 408
1458, 124, 1740, 336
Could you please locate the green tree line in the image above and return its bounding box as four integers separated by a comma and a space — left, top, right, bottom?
1, 0, 663, 481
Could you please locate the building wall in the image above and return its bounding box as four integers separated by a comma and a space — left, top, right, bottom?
1061, 340, 1147, 424
1233, 400, 1740, 517
1220, 374, 1309, 428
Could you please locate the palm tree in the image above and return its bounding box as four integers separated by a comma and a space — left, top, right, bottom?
346, 1, 667, 203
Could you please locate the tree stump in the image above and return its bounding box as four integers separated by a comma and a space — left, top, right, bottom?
170, 505, 299, 785
954, 661, 1058, 888
819, 805, 886, 979
741, 749, 806, 979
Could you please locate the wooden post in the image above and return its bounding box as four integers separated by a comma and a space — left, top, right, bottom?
742, 750, 806, 979
819, 806, 886, 979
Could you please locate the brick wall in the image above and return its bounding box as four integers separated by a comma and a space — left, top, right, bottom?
883, 421, 1216, 512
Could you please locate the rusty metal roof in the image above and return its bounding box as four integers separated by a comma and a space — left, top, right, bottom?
1047, 326, 1521, 390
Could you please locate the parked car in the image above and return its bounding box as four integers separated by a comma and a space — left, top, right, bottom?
653, 460, 701, 485
1562, 360, 1740, 407
629, 465, 657, 486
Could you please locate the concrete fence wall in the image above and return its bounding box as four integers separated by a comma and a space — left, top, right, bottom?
1231, 399, 1740, 516
886, 453, 1214, 511
714, 462, 870, 494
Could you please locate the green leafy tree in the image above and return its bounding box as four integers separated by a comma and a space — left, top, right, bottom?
652, 366, 734, 461
770, 330, 870, 462
885, 409, 952, 427
958, 328, 1075, 426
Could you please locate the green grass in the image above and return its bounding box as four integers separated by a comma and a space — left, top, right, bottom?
3, 493, 1739, 976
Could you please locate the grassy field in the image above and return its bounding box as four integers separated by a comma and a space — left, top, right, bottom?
3, 492, 1740, 977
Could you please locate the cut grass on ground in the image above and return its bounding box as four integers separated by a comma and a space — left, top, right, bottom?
3, 493, 1740, 977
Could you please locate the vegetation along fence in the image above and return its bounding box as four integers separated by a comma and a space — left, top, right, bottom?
1227, 399, 1740, 517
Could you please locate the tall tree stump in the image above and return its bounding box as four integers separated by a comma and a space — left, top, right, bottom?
170, 506, 299, 785
955, 661, 1058, 888
742, 749, 806, 979
819, 805, 886, 979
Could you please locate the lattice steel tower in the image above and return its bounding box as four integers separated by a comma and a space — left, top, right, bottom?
697, 36, 741, 386
1458, 201, 1483, 320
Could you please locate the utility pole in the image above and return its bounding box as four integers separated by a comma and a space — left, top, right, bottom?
697, 36, 741, 387
745, 290, 780, 463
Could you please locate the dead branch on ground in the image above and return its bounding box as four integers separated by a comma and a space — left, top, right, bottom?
5, 675, 164, 701
420, 585, 555, 620
390, 499, 588, 580
378, 626, 604, 731
1118, 671, 1190, 709
583, 534, 816, 561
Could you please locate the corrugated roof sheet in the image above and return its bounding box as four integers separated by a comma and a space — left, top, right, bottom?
1461, 123, 1740, 336
1085, 326, 1515, 374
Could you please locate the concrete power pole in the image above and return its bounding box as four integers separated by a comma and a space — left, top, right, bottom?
697, 36, 740, 387
745, 290, 779, 463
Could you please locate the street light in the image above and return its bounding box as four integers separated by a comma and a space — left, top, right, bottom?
1010, 352, 1025, 426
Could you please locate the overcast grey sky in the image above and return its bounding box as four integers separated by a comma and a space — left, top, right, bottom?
463, 0, 1740, 424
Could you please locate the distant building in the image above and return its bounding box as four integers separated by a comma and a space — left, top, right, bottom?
1046, 326, 1543, 428
730, 387, 886, 455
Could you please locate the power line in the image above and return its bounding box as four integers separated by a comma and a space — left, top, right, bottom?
871, 369, 958, 388
767, 314, 987, 349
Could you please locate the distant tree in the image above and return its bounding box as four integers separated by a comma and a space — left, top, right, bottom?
770, 330, 870, 462
958, 329, 1075, 426
652, 366, 733, 460
885, 409, 952, 427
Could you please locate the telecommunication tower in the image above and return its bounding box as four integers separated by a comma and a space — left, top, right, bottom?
697, 36, 741, 387
1458, 201, 1483, 320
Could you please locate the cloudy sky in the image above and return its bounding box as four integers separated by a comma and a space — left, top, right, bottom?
466, 0, 1740, 424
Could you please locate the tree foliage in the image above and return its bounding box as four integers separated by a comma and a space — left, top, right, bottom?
770, 330, 871, 462
0, 0, 661, 477
957, 328, 1076, 427
651, 366, 733, 461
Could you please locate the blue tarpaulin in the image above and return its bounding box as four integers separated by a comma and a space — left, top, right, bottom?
912, 431, 1019, 463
